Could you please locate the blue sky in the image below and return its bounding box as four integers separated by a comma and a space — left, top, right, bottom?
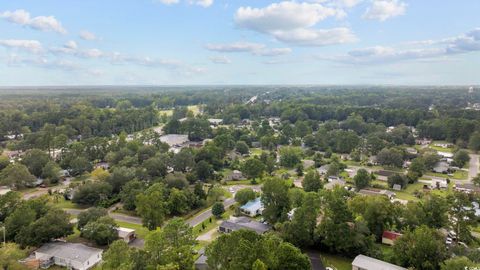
0, 0, 479, 86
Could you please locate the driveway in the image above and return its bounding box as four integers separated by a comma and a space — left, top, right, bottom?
305, 250, 325, 270
468, 154, 479, 181
64, 208, 143, 225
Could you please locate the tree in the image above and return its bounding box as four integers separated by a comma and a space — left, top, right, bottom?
387, 173, 408, 189
448, 192, 476, 242
144, 218, 196, 270
212, 202, 225, 218
69, 156, 93, 176
195, 160, 214, 181
168, 188, 190, 215
453, 149, 470, 168
235, 141, 249, 155
241, 158, 265, 181
144, 154, 169, 178
349, 195, 395, 240
234, 188, 256, 205
0, 156, 9, 171
473, 174, 480, 187
77, 207, 108, 230
276, 242, 312, 270
469, 132, 480, 151
252, 259, 268, 270
21, 149, 50, 177
41, 161, 61, 184
261, 178, 290, 224
0, 163, 36, 189
0, 191, 22, 222
440, 256, 479, 270
135, 183, 169, 230
172, 149, 195, 173
0, 243, 27, 270
393, 226, 447, 270
102, 240, 134, 270
353, 168, 371, 191
421, 194, 449, 228
119, 180, 145, 211
302, 171, 322, 192
91, 167, 110, 182
282, 192, 319, 247
377, 148, 403, 168
165, 173, 189, 190
82, 216, 118, 245
279, 147, 302, 168
72, 181, 113, 206
15, 208, 73, 247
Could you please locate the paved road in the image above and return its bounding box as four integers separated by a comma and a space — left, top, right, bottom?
64, 208, 143, 225
468, 154, 479, 181
305, 250, 325, 270
22, 177, 72, 200
187, 198, 235, 227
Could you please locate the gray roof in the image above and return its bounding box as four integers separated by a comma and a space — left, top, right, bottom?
35, 242, 102, 264
219, 217, 271, 234
352, 255, 407, 270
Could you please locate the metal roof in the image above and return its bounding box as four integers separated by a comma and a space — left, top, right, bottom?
352, 255, 407, 270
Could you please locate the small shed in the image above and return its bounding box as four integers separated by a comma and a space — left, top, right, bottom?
382, 231, 403, 245
117, 227, 136, 243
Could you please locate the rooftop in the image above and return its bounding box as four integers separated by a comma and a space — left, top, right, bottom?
220, 217, 271, 234
240, 197, 263, 212
352, 254, 407, 270
35, 242, 102, 264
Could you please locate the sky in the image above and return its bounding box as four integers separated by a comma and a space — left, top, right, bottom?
0, 0, 479, 86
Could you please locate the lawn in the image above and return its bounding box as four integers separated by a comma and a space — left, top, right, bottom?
320, 253, 352, 270
425, 171, 467, 180
192, 208, 233, 236
250, 148, 264, 156
188, 105, 202, 116
158, 109, 173, 116
51, 197, 85, 210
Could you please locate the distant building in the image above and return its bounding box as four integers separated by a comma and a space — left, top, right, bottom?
317, 164, 330, 175
195, 249, 209, 270
219, 217, 271, 235
34, 242, 102, 270
117, 227, 136, 243
432, 161, 450, 174
358, 188, 396, 199
325, 178, 346, 190
240, 197, 263, 217
352, 255, 407, 270
382, 231, 403, 246
225, 170, 245, 181
208, 118, 223, 126
431, 178, 448, 189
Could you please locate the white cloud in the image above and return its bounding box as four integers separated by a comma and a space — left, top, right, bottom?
189, 0, 213, 7
205, 42, 266, 52
234, 1, 355, 46
205, 42, 292, 57
319, 28, 480, 64
156, 0, 213, 7
363, 0, 406, 21
0, 9, 67, 34
79, 30, 98, 41
210, 55, 231, 64
0, 39, 43, 53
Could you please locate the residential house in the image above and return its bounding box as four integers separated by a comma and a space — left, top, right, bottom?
382, 231, 403, 246
455, 183, 480, 194
117, 227, 136, 243
431, 178, 448, 189
432, 161, 450, 174
208, 118, 223, 127
240, 197, 263, 217
226, 170, 246, 181
317, 164, 330, 175
195, 249, 209, 270
352, 255, 407, 270
325, 178, 346, 190
218, 217, 271, 235
34, 242, 102, 270
358, 189, 396, 200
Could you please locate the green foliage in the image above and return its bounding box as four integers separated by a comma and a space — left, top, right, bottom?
21, 149, 50, 177
261, 178, 290, 224
453, 149, 470, 167
72, 181, 113, 206
302, 170, 322, 192
353, 168, 371, 191
82, 216, 118, 245
440, 256, 479, 270
387, 173, 408, 189
234, 188, 256, 205
119, 180, 146, 211
77, 207, 108, 230
136, 183, 169, 230
242, 158, 265, 180
393, 226, 447, 270
235, 141, 249, 155
279, 147, 302, 168
211, 202, 225, 218
0, 163, 36, 189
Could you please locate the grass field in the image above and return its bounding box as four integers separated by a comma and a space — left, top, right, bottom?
115, 221, 151, 239
320, 253, 352, 270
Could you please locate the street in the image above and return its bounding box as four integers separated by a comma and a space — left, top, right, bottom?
187, 198, 235, 227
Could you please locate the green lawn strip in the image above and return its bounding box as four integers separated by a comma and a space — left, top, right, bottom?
425, 171, 466, 180
320, 253, 352, 270
192, 208, 233, 236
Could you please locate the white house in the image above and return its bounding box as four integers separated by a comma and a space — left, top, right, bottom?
117, 227, 136, 243
240, 197, 264, 217
35, 242, 102, 270
352, 255, 407, 270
